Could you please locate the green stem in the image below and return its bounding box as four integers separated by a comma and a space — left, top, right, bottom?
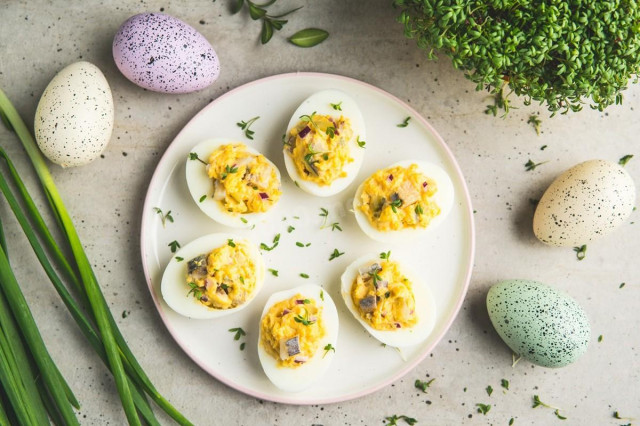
0, 244, 78, 424
0, 87, 139, 425
0, 145, 191, 425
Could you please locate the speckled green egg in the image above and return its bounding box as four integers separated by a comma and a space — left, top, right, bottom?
486, 280, 590, 368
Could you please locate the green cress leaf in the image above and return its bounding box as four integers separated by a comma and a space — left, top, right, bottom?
261, 19, 274, 44
619, 154, 634, 166
230, 0, 244, 14
393, 0, 640, 115
288, 28, 329, 47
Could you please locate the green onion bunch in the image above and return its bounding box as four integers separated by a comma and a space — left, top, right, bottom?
393, 0, 640, 115
0, 89, 192, 425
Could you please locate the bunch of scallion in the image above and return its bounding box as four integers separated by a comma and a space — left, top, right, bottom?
0, 88, 193, 425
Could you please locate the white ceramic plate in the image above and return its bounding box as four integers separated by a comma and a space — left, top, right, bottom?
140, 73, 475, 404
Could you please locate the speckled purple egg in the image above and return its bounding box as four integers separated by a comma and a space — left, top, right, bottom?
113, 13, 220, 93
487, 279, 590, 368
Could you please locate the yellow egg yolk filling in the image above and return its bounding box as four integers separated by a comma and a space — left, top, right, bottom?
351, 260, 418, 331
359, 164, 440, 231
206, 143, 281, 214
185, 240, 256, 310
284, 113, 354, 186
260, 295, 326, 368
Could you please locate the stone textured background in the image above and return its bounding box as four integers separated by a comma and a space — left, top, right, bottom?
0, 1, 638, 424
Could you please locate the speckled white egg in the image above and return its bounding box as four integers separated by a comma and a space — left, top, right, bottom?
340, 254, 436, 347
487, 279, 590, 368
353, 160, 454, 244
533, 159, 636, 247
185, 139, 282, 228
113, 12, 220, 93
34, 61, 113, 168
283, 89, 366, 197
161, 233, 265, 319
257, 284, 339, 392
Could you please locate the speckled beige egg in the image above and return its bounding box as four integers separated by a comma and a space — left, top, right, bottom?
533, 159, 636, 247
34, 61, 114, 168
487, 279, 590, 368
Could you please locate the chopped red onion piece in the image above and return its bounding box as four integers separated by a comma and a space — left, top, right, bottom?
298, 126, 311, 138
282, 309, 291, 316
395, 323, 401, 328
295, 299, 305, 304
387, 174, 394, 181
259, 192, 269, 199
422, 181, 428, 188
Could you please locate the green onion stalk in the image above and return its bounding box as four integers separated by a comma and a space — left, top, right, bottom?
0, 87, 192, 425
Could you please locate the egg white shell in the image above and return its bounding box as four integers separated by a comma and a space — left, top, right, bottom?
257, 284, 339, 392
34, 61, 114, 168
533, 159, 636, 247
112, 12, 220, 93
161, 233, 265, 319
340, 254, 436, 348
283, 89, 366, 197
185, 139, 282, 228
353, 160, 454, 244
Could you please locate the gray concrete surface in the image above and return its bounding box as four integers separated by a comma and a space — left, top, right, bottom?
0, 1, 638, 424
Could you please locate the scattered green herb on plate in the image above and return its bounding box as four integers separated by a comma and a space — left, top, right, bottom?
619, 154, 634, 166
385, 414, 417, 425
268, 268, 279, 277
153, 207, 174, 227
528, 115, 542, 135
299, 273, 309, 279
323, 343, 335, 357
237, 116, 260, 140
486, 385, 493, 396
329, 249, 344, 261
229, 327, 246, 341
501, 379, 509, 391
189, 152, 207, 164
168, 240, 181, 253
397, 116, 411, 127
476, 403, 491, 415
260, 233, 281, 251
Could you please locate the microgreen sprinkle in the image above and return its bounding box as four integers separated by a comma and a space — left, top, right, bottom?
199, 194, 207, 203
385, 415, 417, 426
168, 240, 180, 253
573, 244, 587, 261
397, 116, 411, 128
329, 249, 344, 261
299, 273, 309, 279
323, 343, 335, 357
175, 256, 184, 262
237, 116, 260, 140
287, 225, 295, 233
268, 268, 279, 277
189, 152, 207, 165
260, 233, 281, 251
228, 327, 246, 341
380, 251, 391, 260
486, 385, 493, 396
330, 101, 342, 111
414, 378, 435, 393
357, 135, 366, 148
501, 379, 509, 391
525, 159, 548, 171
527, 115, 542, 135
619, 154, 634, 166
153, 207, 174, 227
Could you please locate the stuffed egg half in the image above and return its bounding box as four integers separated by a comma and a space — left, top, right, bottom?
258, 284, 339, 392
353, 160, 454, 243
340, 253, 436, 347
186, 139, 282, 228
283, 89, 366, 197
161, 233, 265, 319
